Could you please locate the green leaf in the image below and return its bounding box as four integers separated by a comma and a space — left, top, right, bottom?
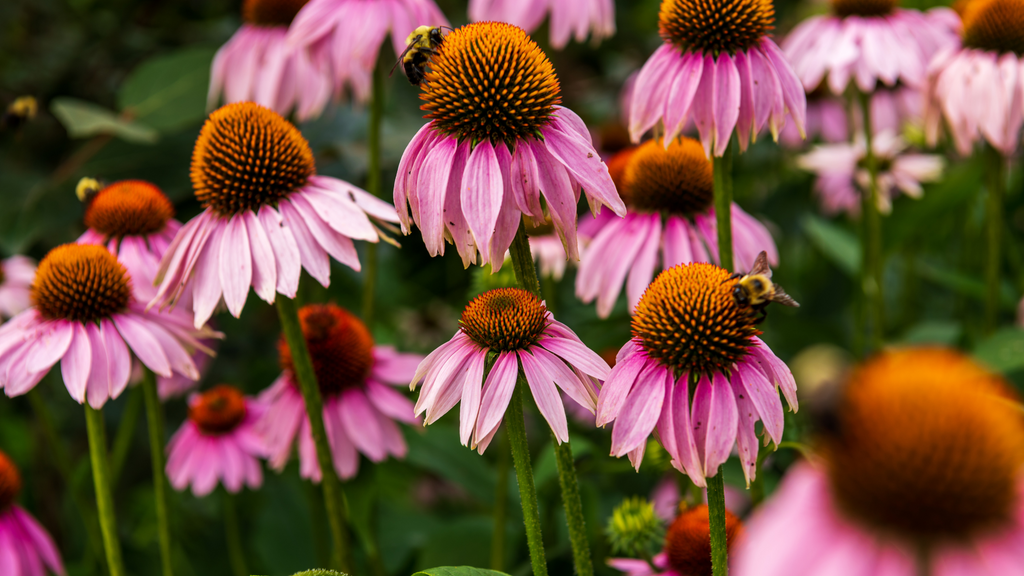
404, 425, 495, 503
413, 567, 511, 576
973, 328, 1024, 374
917, 262, 1018, 310
291, 570, 348, 576
802, 215, 860, 276
50, 97, 158, 143
900, 320, 962, 345
117, 47, 214, 133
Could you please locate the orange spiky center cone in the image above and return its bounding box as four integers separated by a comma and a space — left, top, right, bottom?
242, 0, 309, 26
664, 504, 743, 576
962, 0, 1024, 55
621, 137, 714, 216
659, 0, 774, 55
279, 304, 375, 398
0, 450, 21, 512
460, 288, 548, 352
189, 385, 248, 435
31, 244, 132, 322
84, 180, 175, 238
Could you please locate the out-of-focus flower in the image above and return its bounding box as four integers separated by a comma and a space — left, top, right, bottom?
411, 288, 610, 452
530, 233, 570, 281
577, 137, 778, 318
0, 244, 217, 408
166, 385, 267, 497
0, 450, 65, 576
259, 304, 421, 481
0, 256, 35, 320
649, 474, 752, 520
77, 180, 181, 303
798, 130, 944, 215
394, 22, 624, 269
780, 85, 925, 148
606, 496, 665, 559
597, 263, 797, 485
608, 504, 743, 576
629, 0, 806, 155
151, 102, 399, 329
925, 0, 1024, 156
783, 0, 960, 95
468, 0, 614, 49
734, 348, 1024, 576
208, 0, 332, 121
286, 0, 448, 102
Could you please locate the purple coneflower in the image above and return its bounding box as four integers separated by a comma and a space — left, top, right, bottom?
209, 0, 332, 121
286, 0, 448, 102
468, 0, 615, 49
609, 504, 743, 576
166, 385, 268, 497
394, 22, 624, 269
0, 244, 216, 408
629, 0, 806, 156
734, 348, 1024, 576
0, 256, 34, 320
577, 137, 778, 318
259, 304, 421, 481
783, 0, 959, 96
597, 262, 797, 484
150, 102, 400, 329
925, 0, 1024, 156
411, 288, 610, 452
0, 450, 64, 576
798, 130, 944, 215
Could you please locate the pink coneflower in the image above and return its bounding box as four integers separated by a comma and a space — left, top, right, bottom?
798, 130, 944, 215
577, 137, 778, 318
609, 504, 743, 576
208, 0, 331, 121
166, 385, 267, 497
468, 0, 615, 49
597, 262, 797, 484
530, 234, 570, 281
649, 474, 751, 521
77, 180, 181, 303
783, 0, 959, 96
259, 304, 421, 481
734, 348, 1024, 576
286, 0, 448, 102
629, 0, 806, 156
412, 288, 610, 452
150, 102, 399, 329
0, 244, 216, 408
394, 22, 625, 269
925, 0, 1024, 156
779, 85, 924, 147
0, 256, 35, 320
0, 450, 64, 576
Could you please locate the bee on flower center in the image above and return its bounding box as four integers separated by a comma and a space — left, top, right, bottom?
392, 25, 451, 86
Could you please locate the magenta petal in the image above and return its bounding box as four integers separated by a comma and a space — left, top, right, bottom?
279, 200, 331, 284
662, 52, 704, 142
630, 45, 676, 142
692, 53, 719, 157
625, 214, 662, 313
61, 324, 91, 404
85, 322, 111, 408
529, 345, 598, 412
338, 388, 386, 461
761, 39, 807, 139
101, 318, 132, 400
443, 141, 477, 267
691, 372, 739, 478
511, 142, 544, 218
610, 362, 666, 457
533, 142, 581, 261
734, 49, 756, 150
537, 336, 610, 380
712, 53, 741, 157
749, 45, 784, 138
112, 314, 172, 377
731, 374, 761, 487
258, 207, 301, 298
668, 373, 706, 486
489, 143, 521, 269
662, 216, 695, 268
416, 136, 458, 256
219, 215, 253, 318
244, 210, 277, 304
458, 349, 487, 446
475, 351, 519, 445
520, 350, 569, 442
461, 140, 503, 258
543, 120, 624, 216
190, 222, 224, 328
24, 322, 73, 375
596, 344, 647, 426
736, 361, 784, 445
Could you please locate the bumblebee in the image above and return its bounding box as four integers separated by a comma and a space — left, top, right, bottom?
2, 96, 37, 130
76, 177, 104, 203
391, 25, 449, 86
726, 250, 799, 323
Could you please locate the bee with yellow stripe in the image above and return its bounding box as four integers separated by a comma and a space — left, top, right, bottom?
391, 25, 451, 86
726, 251, 799, 324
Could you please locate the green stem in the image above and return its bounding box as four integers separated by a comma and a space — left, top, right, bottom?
858, 92, 884, 353
510, 222, 542, 297
552, 439, 593, 576
110, 386, 143, 486
712, 140, 735, 271
984, 145, 1005, 334
142, 369, 174, 576
490, 429, 509, 571
506, 380, 549, 576
276, 296, 354, 574
362, 62, 385, 325
706, 473, 729, 576
223, 491, 248, 576
84, 404, 126, 576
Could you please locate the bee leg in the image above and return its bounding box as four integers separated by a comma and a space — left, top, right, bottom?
751, 306, 768, 325
722, 273, 742, 284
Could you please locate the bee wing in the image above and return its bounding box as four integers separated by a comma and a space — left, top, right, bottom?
749, 251, 771, 278
770, 286, 800, 307
389, 42, 419, 76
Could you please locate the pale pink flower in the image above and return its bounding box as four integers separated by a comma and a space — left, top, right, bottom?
166, 385, 268, 497
780, 93, 848, 147
577, 137, 778, 318
530, 234, 570, 281
258, 304, 421, 482
649, 474, 751, 521
208, 0, 332, 121
468, 0, 614, 49
0, 256, 35, 320
629, 0, 806, 156
780, 85, 924, 147
735, 348, 1024, 576
394, 22, 624, 269
411, 288, 610, 453
597, 263, 797, 485
924, 0, 1024, 156
0, 450, 65, 576
0, 244, 217, 408
798, 130, 944, 215
286, 0, 448, 102
151, 102, 399, 329
783, 5, 960, 95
